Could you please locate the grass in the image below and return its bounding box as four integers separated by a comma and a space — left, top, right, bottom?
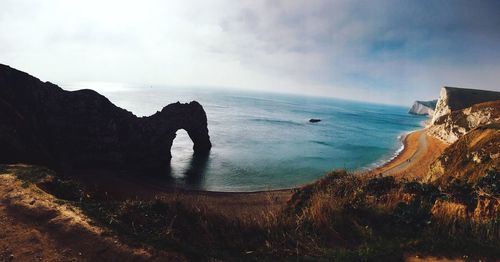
4, 165, 500, 261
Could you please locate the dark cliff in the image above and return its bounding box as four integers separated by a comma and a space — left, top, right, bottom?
0, 64, 211, 172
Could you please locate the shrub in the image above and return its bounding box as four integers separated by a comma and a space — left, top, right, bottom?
38, 178, 84, 201
363, 176, 396, 197
403, 181, 441, 203
392, 200, 431, 227
441, 178, 475, 208
475, 168, 499, 195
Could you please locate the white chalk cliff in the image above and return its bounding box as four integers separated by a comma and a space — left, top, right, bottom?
431, 86, 500, 125
408, 100, 437, 116
426, 86, 500, 144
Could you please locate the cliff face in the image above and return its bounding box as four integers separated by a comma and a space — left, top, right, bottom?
408, 100, 437, 116
425, 86, 500, 144
427, 101, 500, 144
0, 64, 211, 172
431, 86, 500, 125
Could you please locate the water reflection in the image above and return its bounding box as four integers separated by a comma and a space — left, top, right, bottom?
182, 152, 210, 188
169, 129, 210, 189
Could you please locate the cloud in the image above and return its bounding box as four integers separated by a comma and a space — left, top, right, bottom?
0, 0, 499, 105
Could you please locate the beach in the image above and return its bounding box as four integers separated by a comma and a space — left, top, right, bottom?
371, 129, 448, 179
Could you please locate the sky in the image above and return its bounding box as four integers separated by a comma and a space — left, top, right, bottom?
1, 0, 499, 105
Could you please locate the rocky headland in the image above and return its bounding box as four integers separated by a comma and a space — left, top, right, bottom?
408, 99, 437, 116
426, 86, 500, 144
0, 64, 211, 173
431, 86, 500, 125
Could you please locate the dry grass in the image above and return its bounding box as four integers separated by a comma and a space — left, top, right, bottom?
2, 164, 499, 261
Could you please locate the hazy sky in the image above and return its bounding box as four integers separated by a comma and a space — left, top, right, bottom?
1, 0, 499, 105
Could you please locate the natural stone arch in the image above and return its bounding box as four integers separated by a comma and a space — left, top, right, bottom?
153, 101, 212, 160
0, 64, 212, 173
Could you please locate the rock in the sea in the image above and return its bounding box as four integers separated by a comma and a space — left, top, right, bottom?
309, 119, 321, 123
0, 64, 211, 172
408, 100, 437, 116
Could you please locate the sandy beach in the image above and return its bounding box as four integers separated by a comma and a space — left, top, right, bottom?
370, 129, 448, 180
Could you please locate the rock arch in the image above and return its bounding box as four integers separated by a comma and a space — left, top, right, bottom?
0, 64, 212, 172
150, 101, 212, 160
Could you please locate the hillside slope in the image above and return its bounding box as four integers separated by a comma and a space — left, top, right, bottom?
426, 123, 499, 186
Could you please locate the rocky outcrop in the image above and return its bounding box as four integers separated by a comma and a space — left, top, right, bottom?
426, 123, 499, 224
431, 86, 500, 125
0, 64, 211, 172
408, 100, 437, 116
425, 123, 499, 186
426, 100, 500, 144
425, 86, 500, 144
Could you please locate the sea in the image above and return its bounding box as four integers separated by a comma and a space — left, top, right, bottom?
67, 85, 426, 192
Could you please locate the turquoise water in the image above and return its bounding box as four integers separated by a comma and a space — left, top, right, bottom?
85, 87, 424, 191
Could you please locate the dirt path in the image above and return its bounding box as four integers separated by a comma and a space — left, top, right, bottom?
0, 172, 187, 261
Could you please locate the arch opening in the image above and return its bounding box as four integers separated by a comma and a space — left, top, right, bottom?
170, 129, 194, 178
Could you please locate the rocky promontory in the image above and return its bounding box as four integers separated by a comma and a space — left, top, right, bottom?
431, 86, 500, 125
408, 100, 437, 116
0, 64, 211, 172
426, 86, 500, 144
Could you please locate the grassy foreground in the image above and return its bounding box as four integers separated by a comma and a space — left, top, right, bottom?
1, 164, 499, 261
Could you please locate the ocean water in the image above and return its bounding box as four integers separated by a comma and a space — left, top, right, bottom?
76, 86, 425, 191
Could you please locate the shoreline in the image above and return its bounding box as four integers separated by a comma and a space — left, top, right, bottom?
66, 128, 434, 198
363, 130, 413, 171
371, 130, 416, 173
372, 128, 448, 179
2, 126, 439, 198
175, 128, 429, 193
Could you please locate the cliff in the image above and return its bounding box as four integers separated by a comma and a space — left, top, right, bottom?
427, 100, 500, 144
0, 64, 211, 172
431, 86, 500, 125
408, 100, 437, 116
425, 86, 500, 144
